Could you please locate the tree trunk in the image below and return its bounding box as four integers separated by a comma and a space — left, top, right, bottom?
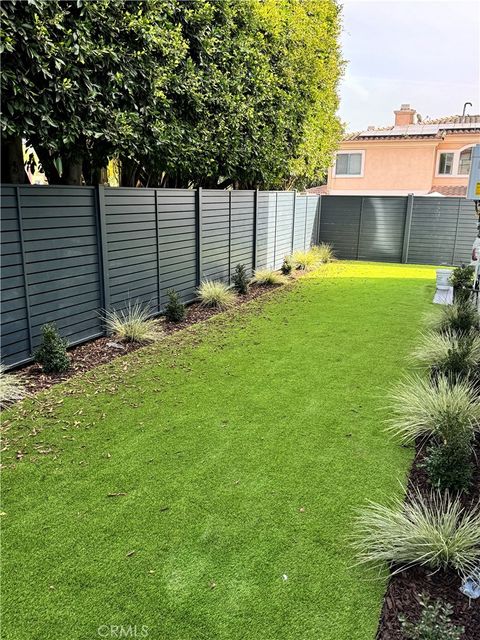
120, 158, 139, 187
34, 146, 62, 184
1, 136, 27, 183
61, 158, 83, 185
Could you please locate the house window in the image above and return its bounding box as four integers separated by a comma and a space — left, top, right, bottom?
335, 152, 363, 176
458, 147, 472, 175
438, 152, 454, 175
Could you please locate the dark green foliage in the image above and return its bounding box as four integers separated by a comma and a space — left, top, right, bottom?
164, 289, 186, 323
421, 388, 474, 491
1, 0, 342, 188
399, 594, 463, 640
281, 255, 293, 275
232, 264, 249, 295
450, 265, 475, 303
34, 323, 69, 374
424, 441, 473, 492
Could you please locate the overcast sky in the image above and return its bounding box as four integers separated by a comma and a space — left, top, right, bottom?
338, 0, 480, 131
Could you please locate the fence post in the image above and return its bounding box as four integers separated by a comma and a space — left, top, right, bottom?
196, 187, 203, 285
154, 189, 161, 312
452, 197, 462, 266
228, 190, 232, 283
16, 186, 33, 354
355, 197, 364, 260
291, 190, 297, 253
316, 196, 322, 245
401, 193, 414, 264
304, 196, 309, 250
252, 189, 258, 271
96, 185, 110, 312
273, 191, 278, 268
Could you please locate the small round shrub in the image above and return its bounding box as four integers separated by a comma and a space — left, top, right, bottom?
34, 323, 70, 374
232, 264, 250, 295
281, 255, 293, 275
165, 289, 186, 323
424, 441, 473, 492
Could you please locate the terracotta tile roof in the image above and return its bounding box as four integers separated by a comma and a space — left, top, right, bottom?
343, 115, 480, 141
423, 115, 480, 125
306, 185, 329, 195
429, 185, 467, 197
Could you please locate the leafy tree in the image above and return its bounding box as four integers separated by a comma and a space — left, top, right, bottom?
1, 0, 343, 188
1, 0, 185, 184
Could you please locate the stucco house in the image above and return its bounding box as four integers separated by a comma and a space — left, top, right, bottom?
322, 104, 480, 197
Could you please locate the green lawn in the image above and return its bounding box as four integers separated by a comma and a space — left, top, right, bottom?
2, 261, 436, 640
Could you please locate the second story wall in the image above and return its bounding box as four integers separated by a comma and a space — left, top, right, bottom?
327, 133, 479, 196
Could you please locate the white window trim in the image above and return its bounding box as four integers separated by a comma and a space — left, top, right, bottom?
435, 144, 474, 178
333, 150, 365, 178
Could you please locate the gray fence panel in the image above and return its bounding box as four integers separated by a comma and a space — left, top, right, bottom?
319, 196, 362, 259
21, 185, 103, 350
275, 192, 295, 267
408, 197, 461, 265
157, 189, 197, 304
105, 188, 158, 310
230, 190, 255, 277
306, 197, 318, 250
1, 186, 30, 365
201, 190, 230, 281
256, 191, 277, 269
293, 196, 307, 251
452, 200, 478, 265
357, 196, 407, 263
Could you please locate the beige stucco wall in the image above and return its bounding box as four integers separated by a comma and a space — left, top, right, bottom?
327, 132, 479, 195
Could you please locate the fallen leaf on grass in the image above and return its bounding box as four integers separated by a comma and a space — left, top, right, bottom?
126, 550, 136, 557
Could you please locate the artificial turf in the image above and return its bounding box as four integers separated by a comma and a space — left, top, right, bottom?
1, 261, 437, 640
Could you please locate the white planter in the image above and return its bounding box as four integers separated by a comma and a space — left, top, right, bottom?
436, 269, 453, 290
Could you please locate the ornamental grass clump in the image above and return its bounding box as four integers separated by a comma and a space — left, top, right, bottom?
292, 249, 319, 272
104, 301, 160, 343
429, 300, 479, 336
386, 375, 480, 444
34, 323, 69, 373
311, 243, 334, 263
252, 269, 288, 286
0, 364, 26, 406
197, 280, 236, 309
412, 331, 480, 380
352, 489, 480, 576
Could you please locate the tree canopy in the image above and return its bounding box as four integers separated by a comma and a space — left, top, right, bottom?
1, 0, 343, 189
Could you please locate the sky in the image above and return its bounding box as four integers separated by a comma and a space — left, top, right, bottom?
338, 0, 480, 131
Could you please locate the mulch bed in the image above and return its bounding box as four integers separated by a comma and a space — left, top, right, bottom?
376, 437, 480, 639
13, 282, 278, 396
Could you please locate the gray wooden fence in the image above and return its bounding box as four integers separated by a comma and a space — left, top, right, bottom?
1, 185, 319, 368
318, 195, 476, 266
